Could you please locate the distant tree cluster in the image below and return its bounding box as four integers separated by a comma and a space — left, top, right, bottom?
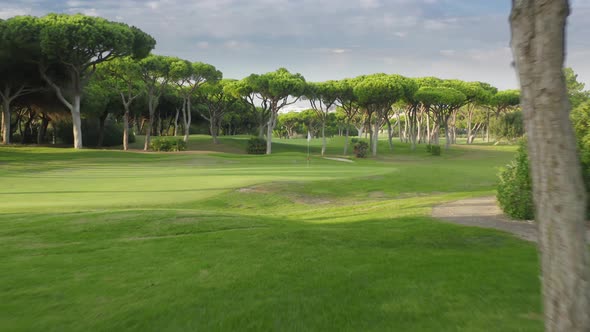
0, 13, 527, 154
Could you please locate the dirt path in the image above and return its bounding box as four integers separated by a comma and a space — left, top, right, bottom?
432, 196, 590, 243
432, 197, 539, 242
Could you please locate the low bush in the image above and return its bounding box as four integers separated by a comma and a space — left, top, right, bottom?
353, 141, 369, 158
150, 137, 187, 152
351, 137, 359, 144
247, 137, 267, 154
427, 145, 441, 156
496, 140, 534, 220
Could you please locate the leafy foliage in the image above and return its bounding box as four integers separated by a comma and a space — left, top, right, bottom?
497, 140, 534, 220
430, 145, 441, 156
353, 140, 369, 158
246, 137, 267, 154
149, 137, 187, 152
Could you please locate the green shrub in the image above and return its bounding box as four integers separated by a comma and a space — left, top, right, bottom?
425, 144, 432, 153
149, 137, 187, 152
351, 137, 359, 144
497, 140, 534, 220
430, 145, 441, 156
247, 137, 267, 154
353, 141, 369, 158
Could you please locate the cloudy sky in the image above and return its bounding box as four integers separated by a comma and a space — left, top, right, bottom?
2, 0, 590, 90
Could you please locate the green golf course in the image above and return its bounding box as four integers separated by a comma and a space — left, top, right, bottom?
0, 136, 542, 331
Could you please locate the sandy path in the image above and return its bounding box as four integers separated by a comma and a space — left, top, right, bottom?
432, 197, 539, 242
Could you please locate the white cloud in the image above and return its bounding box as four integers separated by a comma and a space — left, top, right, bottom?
440, 49, 456, 56
1, 0, 589, 89
197, 41, 210, 49
0, 7, 31, 19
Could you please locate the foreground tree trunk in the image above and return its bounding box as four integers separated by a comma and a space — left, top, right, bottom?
511, 1, 590, 331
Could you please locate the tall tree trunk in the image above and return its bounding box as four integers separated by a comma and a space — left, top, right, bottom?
71, 95, 83, 149
485, 110, 491, 143
344, 121, 350, 155
258, 124, 266, 138
444, 116, 451, 150
372, 116, 379, 157
184, 98, 191, 142
511, 1, 590, 331
426, 113, 431, 144
123, 108, 130, 151
397, 109, 404, 142
387, 117, 394, 151
467, 108, 473, 145
266, 107, 277, 155
321, 120, 326, 156
174, 108, 180, 136
416, 109, 422, 145
2, 98, 10, 144
210, 121, 219, 144
144, 97, 155, 151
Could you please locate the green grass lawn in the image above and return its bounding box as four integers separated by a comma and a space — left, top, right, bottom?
0, 137, 542, 331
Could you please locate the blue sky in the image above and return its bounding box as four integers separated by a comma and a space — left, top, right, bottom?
1, 0, 589, 90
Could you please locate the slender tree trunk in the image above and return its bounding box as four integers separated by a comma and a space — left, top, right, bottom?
184, 98, 191, 142
444, 116, 451, 150
426, 113, 431, 144
266, 107, 277, 155
123, 108, 130, 151
414, 111, 423, 145
357, 125, 364, 138
386, 117, 394, 151
210, 121, 219, 144
144, 97, 155, 151
467, 109, 473, 145
174, 108, 180, 136
486, 110, 491, 143
372, 116, 379, 157
71, 94, 83, 149
321, 120, 327, 156
344, 121, 350, 155
2, 98, 10, 144
511, 1, 590, 331
397, 109, 403, 142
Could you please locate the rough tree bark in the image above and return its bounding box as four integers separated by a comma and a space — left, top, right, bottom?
510, 1, 590, 331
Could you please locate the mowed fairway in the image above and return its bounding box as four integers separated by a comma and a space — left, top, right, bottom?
0, 137, 542, 331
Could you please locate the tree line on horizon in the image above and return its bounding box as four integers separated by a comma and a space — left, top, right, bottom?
0, 12, 546, 156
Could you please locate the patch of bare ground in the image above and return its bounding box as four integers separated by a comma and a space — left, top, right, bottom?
432, 196, 590, 243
